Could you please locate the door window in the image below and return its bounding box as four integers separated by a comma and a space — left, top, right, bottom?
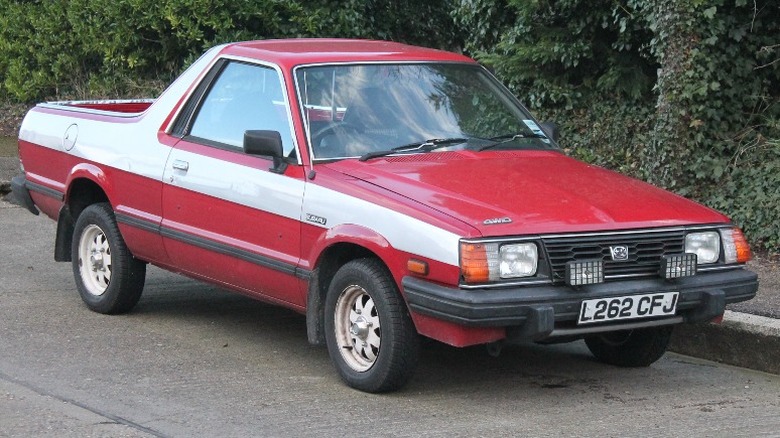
189, 61, 295, 155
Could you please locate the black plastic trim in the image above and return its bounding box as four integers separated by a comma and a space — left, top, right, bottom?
116, 213, 161, 235
404, 269, 758, 339
10, 175, 39, 215
22, 178, 64, 202
115, 212, 310, 280
171, 59, 227, 137
54, 205, 75, 262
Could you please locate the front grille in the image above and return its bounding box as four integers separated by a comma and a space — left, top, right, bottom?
542, 229, 686, 284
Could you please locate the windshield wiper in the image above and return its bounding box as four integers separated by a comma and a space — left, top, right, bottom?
359, 137, 469, 162
477, 131, 547, 152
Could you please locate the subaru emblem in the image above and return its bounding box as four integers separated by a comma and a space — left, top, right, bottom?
610, 245, 629, 261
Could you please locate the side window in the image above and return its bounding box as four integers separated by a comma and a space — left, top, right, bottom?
189, 61, 295, 156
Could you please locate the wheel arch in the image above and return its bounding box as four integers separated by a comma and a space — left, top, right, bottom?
55, 166, 113, 262
305, 225, 406, 346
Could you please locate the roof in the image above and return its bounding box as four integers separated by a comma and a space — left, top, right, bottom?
220, 39, 476, 69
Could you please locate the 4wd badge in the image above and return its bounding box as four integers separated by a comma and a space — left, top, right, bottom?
483, 217, 512, 225
306, 214, 327, 226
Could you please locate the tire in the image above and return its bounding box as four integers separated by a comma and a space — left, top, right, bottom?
71, 202, 146, 314
585, 326, 674, 367
324, 258, 419, 393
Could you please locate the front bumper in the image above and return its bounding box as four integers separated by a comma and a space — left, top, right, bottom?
404, 268, 758, 341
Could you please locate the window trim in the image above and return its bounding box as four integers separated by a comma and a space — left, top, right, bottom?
170, 59, 228, 138
170, 55, 303, 165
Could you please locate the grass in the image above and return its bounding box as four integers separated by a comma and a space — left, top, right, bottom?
0, 136, 17, 157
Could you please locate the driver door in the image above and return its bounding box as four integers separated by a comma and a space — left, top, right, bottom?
161, 59, 306, 306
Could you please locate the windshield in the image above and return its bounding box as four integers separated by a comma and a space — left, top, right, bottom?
295, 63, 555, 160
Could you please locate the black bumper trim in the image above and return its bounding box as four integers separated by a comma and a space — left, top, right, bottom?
404, 269, 758, 340
11, 175, 39, 215
546, 316, 684, 338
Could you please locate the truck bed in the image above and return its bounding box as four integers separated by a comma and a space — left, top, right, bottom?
38, 99, 155, 117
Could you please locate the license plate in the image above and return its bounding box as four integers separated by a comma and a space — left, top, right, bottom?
578, 292, 679, 325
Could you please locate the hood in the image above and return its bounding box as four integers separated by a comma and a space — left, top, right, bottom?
325, 150, 729, 237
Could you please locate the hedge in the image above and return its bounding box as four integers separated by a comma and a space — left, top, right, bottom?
1, 0, 778, 251
0, 0, 458, 100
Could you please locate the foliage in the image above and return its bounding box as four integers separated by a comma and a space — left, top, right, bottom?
0, 0, 458, 101
536, 99, 653, 179
637, 0, 780, 249
706, 137, 780, 249
458, 0, 780, 251
456, 0, 656, 109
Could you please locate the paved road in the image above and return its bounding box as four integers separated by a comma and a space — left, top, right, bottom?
2, 201, 780, 437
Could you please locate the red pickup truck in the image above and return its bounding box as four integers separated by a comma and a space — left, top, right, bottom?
12, 39, 757, 393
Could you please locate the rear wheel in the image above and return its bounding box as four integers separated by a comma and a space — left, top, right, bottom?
585, 326, 673, 367
72, 203, 145, 314
324, 258, 419, 393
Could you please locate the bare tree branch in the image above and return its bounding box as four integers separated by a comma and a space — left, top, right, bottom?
755, 44, 780, 70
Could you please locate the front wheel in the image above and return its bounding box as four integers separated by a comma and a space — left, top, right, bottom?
324, 258, 419, 393
72, 203, 146, 314
585, 326, 673, 367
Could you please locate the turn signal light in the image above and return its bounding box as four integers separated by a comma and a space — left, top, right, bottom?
460, 242, 493, 283
733, 228, 752, 263
721, 227, 752, 264
407, 259, 429, 276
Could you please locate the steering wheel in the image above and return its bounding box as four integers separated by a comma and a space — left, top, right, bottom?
312, 122, 362, 148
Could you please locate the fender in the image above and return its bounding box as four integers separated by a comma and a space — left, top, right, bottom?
65, 163, 115, 205
305, 223, 407, 346
307, 223, 407, 276
55, 163, 114, 262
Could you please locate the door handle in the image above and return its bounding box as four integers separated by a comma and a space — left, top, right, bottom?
172, 160, 189, 171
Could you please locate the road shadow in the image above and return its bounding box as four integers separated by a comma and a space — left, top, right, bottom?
123, 270, 676, 398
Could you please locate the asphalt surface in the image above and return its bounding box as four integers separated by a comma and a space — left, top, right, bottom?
0, 157, 18, 194
2, 203, 780, 437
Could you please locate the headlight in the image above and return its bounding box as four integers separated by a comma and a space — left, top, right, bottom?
499, 243, 538, 278
460, 241, 538, 283
685, 231, 720, 264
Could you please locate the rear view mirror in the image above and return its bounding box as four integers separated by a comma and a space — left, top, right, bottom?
244, 130, 287, 174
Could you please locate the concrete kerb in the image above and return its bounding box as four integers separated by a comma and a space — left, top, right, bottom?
670, 310, 780, 375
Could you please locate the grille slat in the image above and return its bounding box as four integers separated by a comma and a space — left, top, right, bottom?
542, 229, 686, 284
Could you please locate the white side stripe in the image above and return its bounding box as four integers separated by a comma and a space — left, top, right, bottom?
164, 152, 461, 266
163, 149, 306, 221
304, 184, 461, 266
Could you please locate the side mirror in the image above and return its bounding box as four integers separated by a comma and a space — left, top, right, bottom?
244, 130, 287, 174
540, 122, 560, 143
